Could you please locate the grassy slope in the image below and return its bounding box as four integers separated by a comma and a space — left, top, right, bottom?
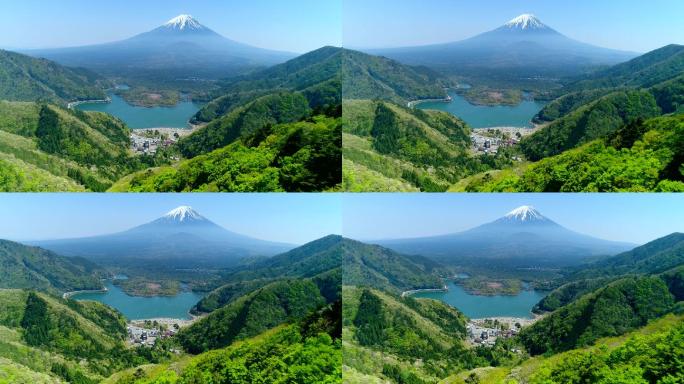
343, 286, 469, 383
0, 49, 106, 105
343, 99, 489, 191
439, 314, 684, 384
0, 101, 144, 191
0, 289, 128, 383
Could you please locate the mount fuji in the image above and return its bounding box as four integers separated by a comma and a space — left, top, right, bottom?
367, 14, 637, 76
30, 206, 294, 268
376, 206, 635, 267
24, 14, 295, 78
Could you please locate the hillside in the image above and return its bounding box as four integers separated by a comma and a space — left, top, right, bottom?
566, 44, 684, 92
0, 49, 106, 104
343, 286, 487, 383
110, 50, 342, 193
342, 238, 444, 293
0, 289, 151, 383
113, 115, 341, 192
452, 114, 684, 192
343, 99, 506, 191
521, 90, 661, 160
519, 276, 676, 355
0, 240, 103, 294
106, 302, 341, 384
193, 46, 342, 123
342, 49, 446, 103
193, 235, 344, 313
0, 101, 159, 191
177, 278, 330, 353
534, 233, 684, 312
441, 314, 684, 384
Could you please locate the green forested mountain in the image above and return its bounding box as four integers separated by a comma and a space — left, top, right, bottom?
192, 235, 344, 313
343, 100, 509, 191
533, 233, 684, 312
571, 232, 684, 279
341, 238, 444, 293
521, 90, 661, 160
453, 114, 684, 192
0, 289, 158, 383
111, 48, 342, 192
177, 235, 343, 353
107, 302, 342, 384
341, 49, 446, 103
343, 286, 496, 383
519, 276, 676, 355
442, 314, 684, 384
113, 115, 340, 192
0, 49, 107, 104
0, 101, 160, 191
177, 278, 330, 354
565, 44, 684, 92
0, 240, 103, 294
193, 46, 342, 123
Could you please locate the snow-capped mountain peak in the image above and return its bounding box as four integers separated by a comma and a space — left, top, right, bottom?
503, 14, 547, 30
505, 205, 544, 221
163, 14, 203, 31
163, 206, 202, 222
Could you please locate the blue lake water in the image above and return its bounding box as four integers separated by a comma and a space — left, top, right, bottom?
71, 282, 204, 320
76, 92, 200, 129
413, 281, 547, 319
417, 90, 546, 128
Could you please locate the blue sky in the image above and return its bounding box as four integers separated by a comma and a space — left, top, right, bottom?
342, 194, 684, 244
2, 194, 681, 247
343, 0, 684, 52
0, 194, 341, 244
0, 0, 341, 53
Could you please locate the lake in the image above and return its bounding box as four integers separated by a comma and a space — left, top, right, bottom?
417, 90, 546, 128
71, 282, 204, 320
413, 281, 547, 319
76, 92, 200, 129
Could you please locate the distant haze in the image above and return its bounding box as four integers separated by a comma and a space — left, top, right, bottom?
0, 0, 341, 53
343, 0, 684, 53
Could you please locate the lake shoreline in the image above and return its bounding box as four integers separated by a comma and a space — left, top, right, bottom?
63, 287, 108, 299
401, 285, 449, 298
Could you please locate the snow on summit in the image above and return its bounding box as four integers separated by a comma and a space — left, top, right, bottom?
504, 14, 547, 30
505, 205, 544, 221
164, 206, 202, 222
163, 14, 203, 30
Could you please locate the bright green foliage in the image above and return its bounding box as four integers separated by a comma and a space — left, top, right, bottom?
534, 88, 617, 123
21, 292, 51, 347
342, 237, 443, 293
0, 101, 159, 191
178, 92, 312, 158
527, 316, 684, 384
0, 239, 103, 294
342, 49, 446, 103
521, 90, 661, 160
343, 100, 510, 191
0, 49, 106, 104
0, 289, 149, 382
566, 44, 684, 91
519, 276, 675, 355
122, 116, 340, 192
343, 287, 491, 383
193, 46, 341, 123
177, 279, 327, 353
459, 115, 684, 192
118, 311, 342, 384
